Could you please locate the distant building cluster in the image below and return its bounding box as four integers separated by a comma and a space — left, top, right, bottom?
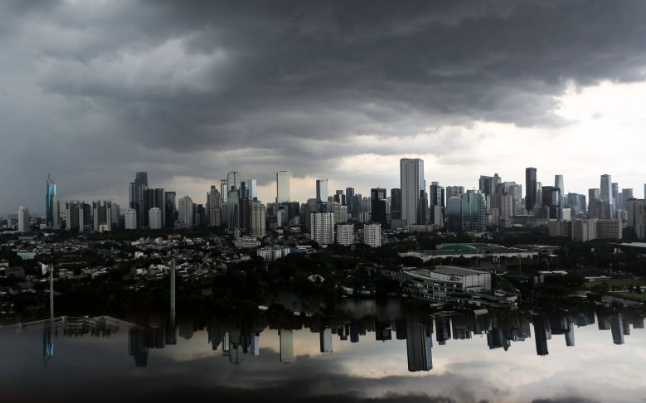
5, 159, 646, 244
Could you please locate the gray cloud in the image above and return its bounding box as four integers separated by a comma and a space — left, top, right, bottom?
2, 0, 646, 211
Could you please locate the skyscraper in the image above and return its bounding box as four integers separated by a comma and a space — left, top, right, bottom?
447, 195, 462, 232
310, 212, 335, 245
93, 200, 112, 232
429, 182, 445, 226
406, 316, 433, 372
316, 179, 329, 203
250, 202, 266, 237
345, 187, 355, 216
66, 201, 86, 231
461, 191, 486, 232
125, 208, 137, 230
178, 196, 194, 227
555, 175, 565, 205
479, 176, 494, 196
390, 188, 401, 220
164, 192, 177, 228
600, 174, 613, 214
45, 174, 59, 229
276, 171, 290, 203
149, 207, 162, 230
18, 206, 30, 232
363, 223, 382, 247
129, 171, 148, 209
227, 171, 241, 192
541, 186, 561, 220
525, 168, 537, 213
400, 158, 425, 225
370, 188, 387, 225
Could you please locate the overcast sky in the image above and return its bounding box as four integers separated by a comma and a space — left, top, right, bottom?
2, 0, 646, 214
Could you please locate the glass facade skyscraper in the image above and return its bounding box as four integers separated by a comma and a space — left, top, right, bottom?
45, 174, 57, 229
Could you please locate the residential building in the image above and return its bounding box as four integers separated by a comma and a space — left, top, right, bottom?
364, 223, 382, 248
18, 206, 30, 232
125, 208, 137, 230
178, 196, 194, 227
93, 200, 112, 232
336, 223, 355, 246
149, 207, 162, 229
310, 212, 335, 245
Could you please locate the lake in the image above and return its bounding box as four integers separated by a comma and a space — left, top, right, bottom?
0, 300, 644, 403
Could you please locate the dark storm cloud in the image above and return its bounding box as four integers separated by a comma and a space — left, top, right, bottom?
2, 0, 646, 211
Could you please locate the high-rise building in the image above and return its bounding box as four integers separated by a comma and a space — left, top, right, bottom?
363, 223, 382, 248
310, 212, 335, 245
149, 207, 162, 229
93, 200, 112, 232
336, 223, 354, 246
246, 179, 258, 199
525, 167, 537, 213
620, 188, 634, 211
417, 190, 429, 225
541, 186, 561, 220
178, 196, 194, 227
320, 328, 333, 353
220, 179, 228, 203
461, 191, 487, 232
479, 176, 494, 196
125, 208, 137, 230
345, 187, 355, 216
276, 171, 290, 203
18, 206, 30, 232
129, 171, 148, 209
227, 190, 240, 230
227, 171, 241, 192
164, 192, 177, 228
600, 174, 613, 216
66, 201, 86, 231
45, 174, 60, 229
627, 199, 646, 239
390, 188, 401, 220
429, 182, 445, 226
447, 195, 462, 232
555, 175, 565, 205
400, 158, 425, 225
316, 179, 329, 203
370, 188, 387, 225
334, 190, 345, 205
446, 186, 464, 197
110, 203, 120, 228
279, 329, 294, 364
250, 202, 266, 237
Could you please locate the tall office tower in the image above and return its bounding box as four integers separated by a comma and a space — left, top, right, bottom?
310, 212, 335, 245
447, 195, 462, 232
246, 179, 258, 199
390, 188, 402, 220
45, 174, 60, 229
164, 192, 177, 228
240, 197, 253, 231
276, 171, 291, 203
129, 171, 148, 208
93, 200, 112, 232
588, 188, 600, 212
461, 191, 487, 232
612, 182, 619, 211
536, 182, 543, 211
227, 190, 240, 230
429, 182, 445, 225
345, 187, 355, 215
220, 179, 228, 203
336, 223, 355, 246
178, 196, 194, 227
334, 190, 345, 205
446, 186, 464, 197
507, 183, 523, 214
541, 186, 561, 220
370, 188, 387, 225
406, 316, 433, 372
555, 175, 565, 205
148, 207, 162, 230
227, 171, 241, 192
400, 158, 425, 225
360, 196, 372, 222
600, 174, 613, 215
493, 173, 501, 190
110, 203, 120, 228
621, 188, 634, 211
499, 193, 515, 226
250, 202, 266, 237
416, 190, 429, 225
146, 188, 165, 227
316, 179, 329, 203
125, 208, 137, 230
479, 176, 494, 196
525, 167, 537, 213
65, 201, 86, 231
567, 193, 587, 217
18, 206, 30, 232
136, 185, 148, 228
363, 223, 382, 248
627, 199, 646, 239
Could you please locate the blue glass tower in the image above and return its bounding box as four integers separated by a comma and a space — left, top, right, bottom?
46, 173, 57, 229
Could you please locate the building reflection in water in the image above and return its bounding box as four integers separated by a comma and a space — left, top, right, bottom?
10, 305, 646, 371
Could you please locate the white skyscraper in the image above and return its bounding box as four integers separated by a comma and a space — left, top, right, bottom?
277, 171, 291, 203
246, 179, 258, 199
310, 212, 335, 245
178, 196, 194, 226
316, 179, 329, 203
18, 206, 30, 232
149, 207, 162, 229
363, 223, 382, 248
400, 158, 425, 225
125, 208, 137, 230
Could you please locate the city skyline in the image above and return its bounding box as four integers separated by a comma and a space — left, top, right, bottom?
2, 1, 646, 215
